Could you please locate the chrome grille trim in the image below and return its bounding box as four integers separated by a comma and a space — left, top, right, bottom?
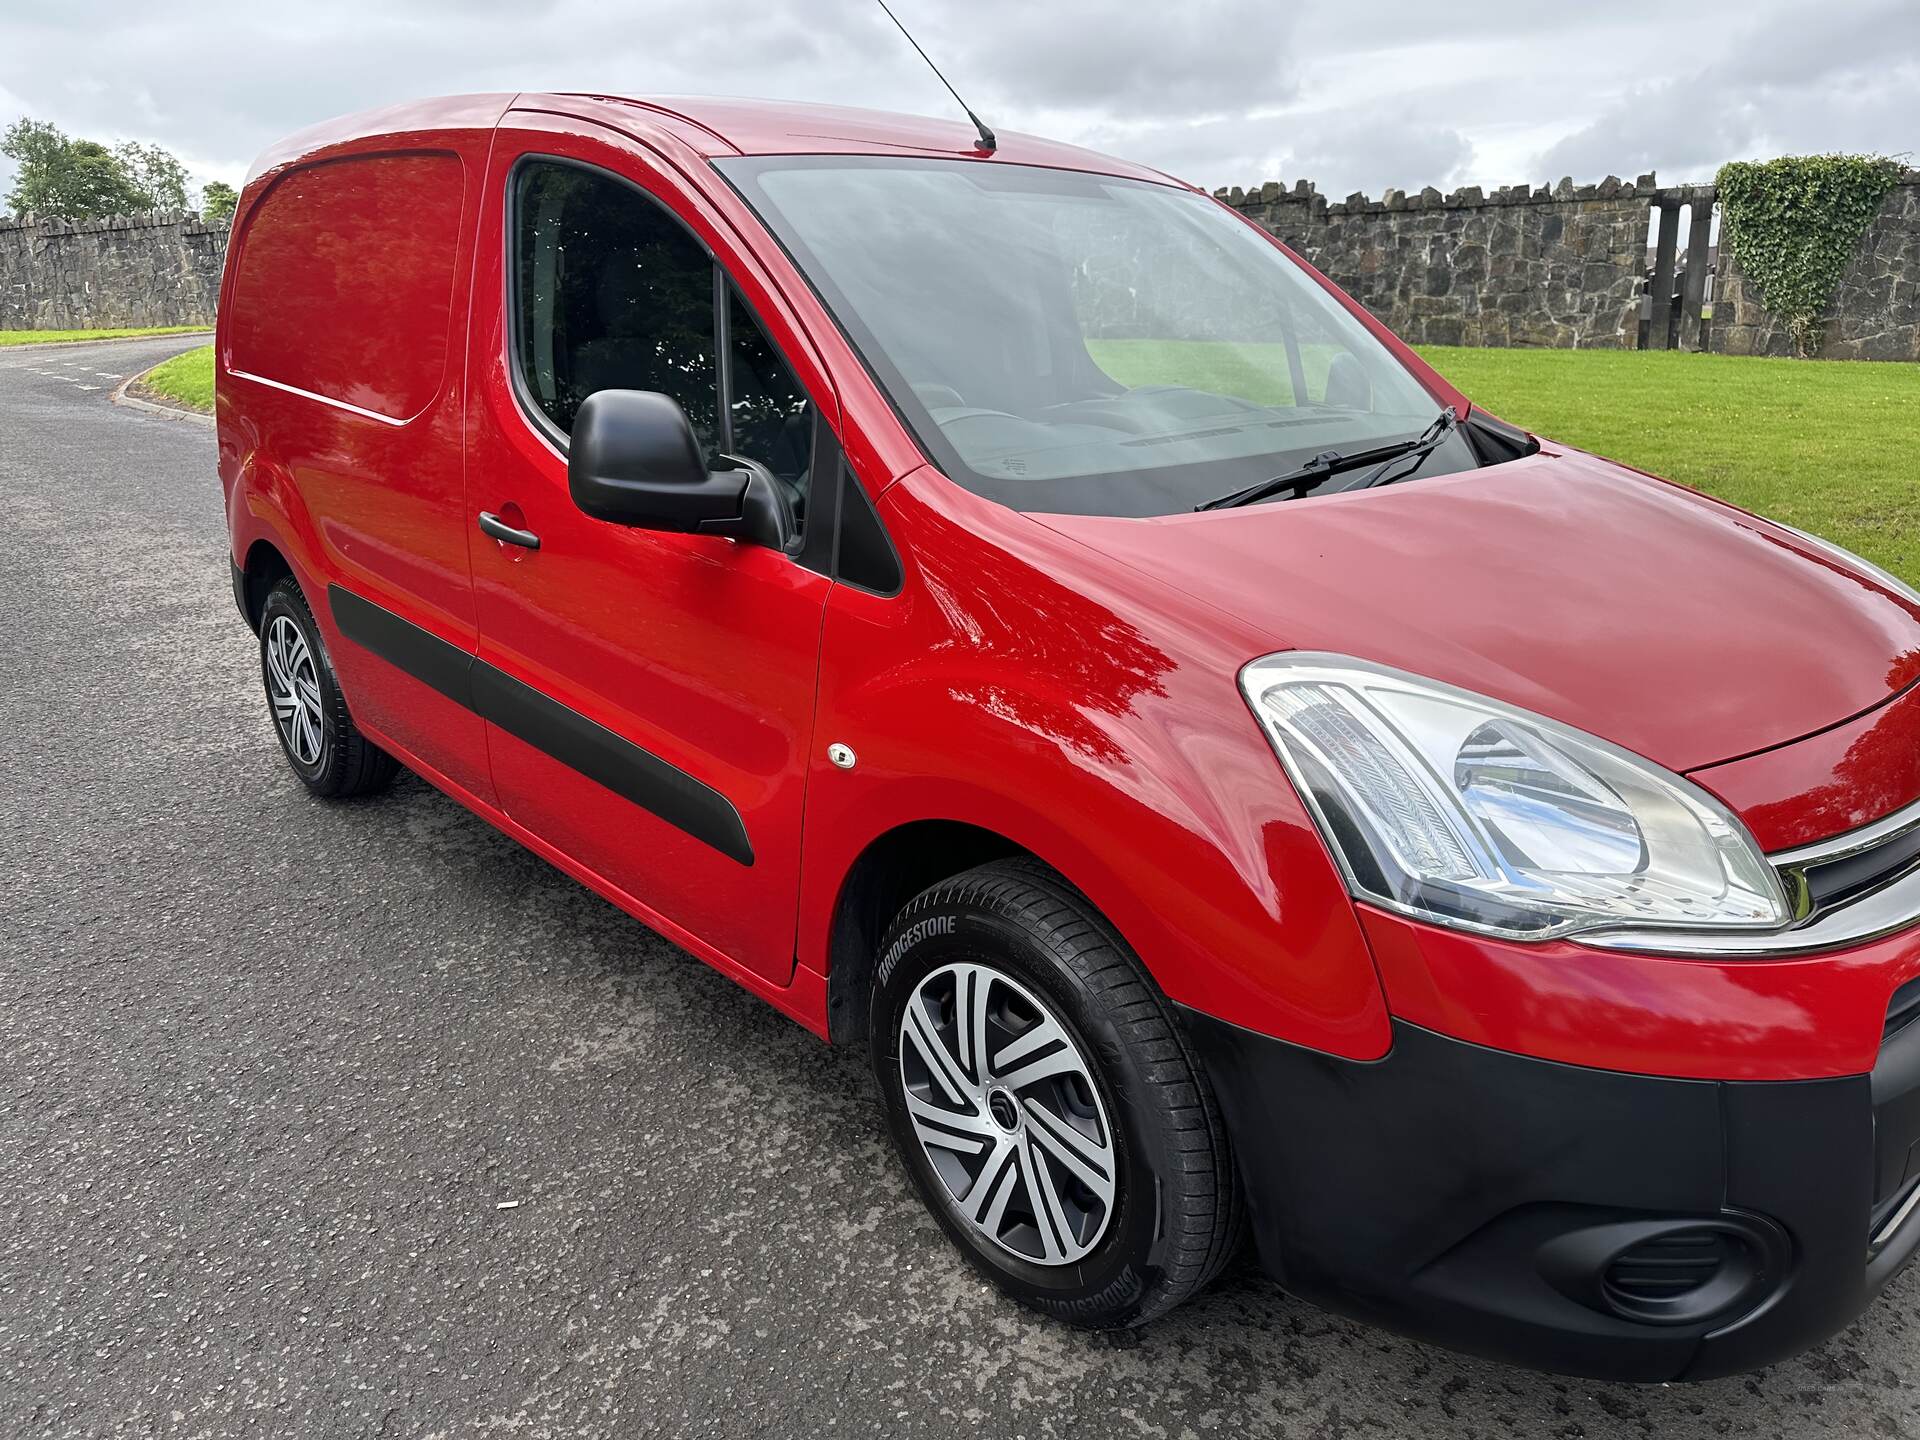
1773, 794, 1920, 872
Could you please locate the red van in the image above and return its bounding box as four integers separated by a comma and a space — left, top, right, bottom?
217, 94, 1920, 1381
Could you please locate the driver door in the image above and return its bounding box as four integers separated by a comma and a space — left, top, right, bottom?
464, 122, 833, 986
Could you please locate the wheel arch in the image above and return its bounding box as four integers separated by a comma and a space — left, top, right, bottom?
237, 537, 295, 632
824, 818, 1047, 1048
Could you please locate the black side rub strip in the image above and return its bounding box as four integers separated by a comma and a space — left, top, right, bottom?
470, 664, 753, 865
330, 585, 474, 707
328, 585, 754, 866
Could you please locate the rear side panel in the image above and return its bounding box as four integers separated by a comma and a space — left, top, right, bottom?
226, 152, 463, 424
219, 109, 503, 800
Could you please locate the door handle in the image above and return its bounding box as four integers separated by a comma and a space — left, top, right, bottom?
478, 511, 540, 550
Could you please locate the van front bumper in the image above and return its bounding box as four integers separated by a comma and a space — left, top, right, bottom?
1180, 1003, 1920, 1380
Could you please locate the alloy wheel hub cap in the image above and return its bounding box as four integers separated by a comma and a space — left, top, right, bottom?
898, 961, 1117, 1266
265, 615, 324, 767
987, 1088, 1020, 1132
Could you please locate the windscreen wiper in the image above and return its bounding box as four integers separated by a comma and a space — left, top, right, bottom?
1334, 407, 1461, 492
1193, 407, 1458, 512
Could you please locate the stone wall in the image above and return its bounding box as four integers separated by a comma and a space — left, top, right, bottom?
0, 211, 227, 330
1216, 175, 1657, 349
4, 170, 1914, 358
1713, 174, 1920, 361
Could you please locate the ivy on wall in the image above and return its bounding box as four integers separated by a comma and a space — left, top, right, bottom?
1715, 154, 1904, 357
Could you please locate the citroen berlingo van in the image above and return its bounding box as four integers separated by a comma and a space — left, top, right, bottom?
218, 93, 1920, 1381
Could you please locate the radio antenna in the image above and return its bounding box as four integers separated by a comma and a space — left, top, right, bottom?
874, 0, 996, 153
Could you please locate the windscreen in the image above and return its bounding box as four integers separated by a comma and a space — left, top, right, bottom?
719, 156, 1446, 517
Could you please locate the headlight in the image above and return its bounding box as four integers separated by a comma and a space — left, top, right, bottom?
1240, 654, 1790, 941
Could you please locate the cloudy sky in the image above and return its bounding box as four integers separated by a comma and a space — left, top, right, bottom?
1, 0, 1914, 207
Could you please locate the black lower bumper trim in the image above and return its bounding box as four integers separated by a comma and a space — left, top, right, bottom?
1180, 1009, 1920, 1381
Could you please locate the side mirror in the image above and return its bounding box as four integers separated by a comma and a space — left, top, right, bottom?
568, 389, 742, 533
568, 389, 798, 552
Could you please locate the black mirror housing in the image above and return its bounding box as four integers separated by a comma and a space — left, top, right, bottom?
568, 389, 745, 533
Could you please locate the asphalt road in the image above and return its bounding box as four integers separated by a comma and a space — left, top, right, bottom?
4, 335, 1918, 1439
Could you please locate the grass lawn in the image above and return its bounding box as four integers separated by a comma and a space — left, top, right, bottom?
138, 344, 214, 412
1090, 339, 1918, 588
0, 325, 209, 346
1414, 347, 1919, 588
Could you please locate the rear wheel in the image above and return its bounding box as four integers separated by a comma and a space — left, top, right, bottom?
258, 577, 397, 798
870, 858, 1243, 1327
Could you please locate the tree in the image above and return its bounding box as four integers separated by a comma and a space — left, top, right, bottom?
3, 118, 143, 219
200, 180, 239, 227
2, 118, 197, 219
115, 140, 190, 211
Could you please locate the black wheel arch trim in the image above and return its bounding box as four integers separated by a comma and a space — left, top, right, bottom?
230, 558, 253, 630
327, 584, 753, 865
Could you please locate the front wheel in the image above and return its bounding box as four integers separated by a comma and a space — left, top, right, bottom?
870, 858, 1244, 1328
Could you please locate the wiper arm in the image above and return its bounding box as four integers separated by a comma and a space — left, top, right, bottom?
1335, 407, 1460, 493
1192, 449, 1356, 511
1193, 439, 1406, 511
1193, 407, 1457, 512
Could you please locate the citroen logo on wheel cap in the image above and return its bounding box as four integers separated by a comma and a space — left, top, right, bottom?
987, 1087, 1021, 1132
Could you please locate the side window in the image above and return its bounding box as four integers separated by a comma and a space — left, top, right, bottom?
511, 158, 817, 528
514, 160, 718, 444
725, 286, 813, 503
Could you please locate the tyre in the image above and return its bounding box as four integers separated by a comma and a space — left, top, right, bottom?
870, 857, 1244, 1327
257, 576, 398, 798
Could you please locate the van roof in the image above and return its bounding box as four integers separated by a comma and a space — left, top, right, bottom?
554, 95, 1185, 186
249, 93, 1186, 191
